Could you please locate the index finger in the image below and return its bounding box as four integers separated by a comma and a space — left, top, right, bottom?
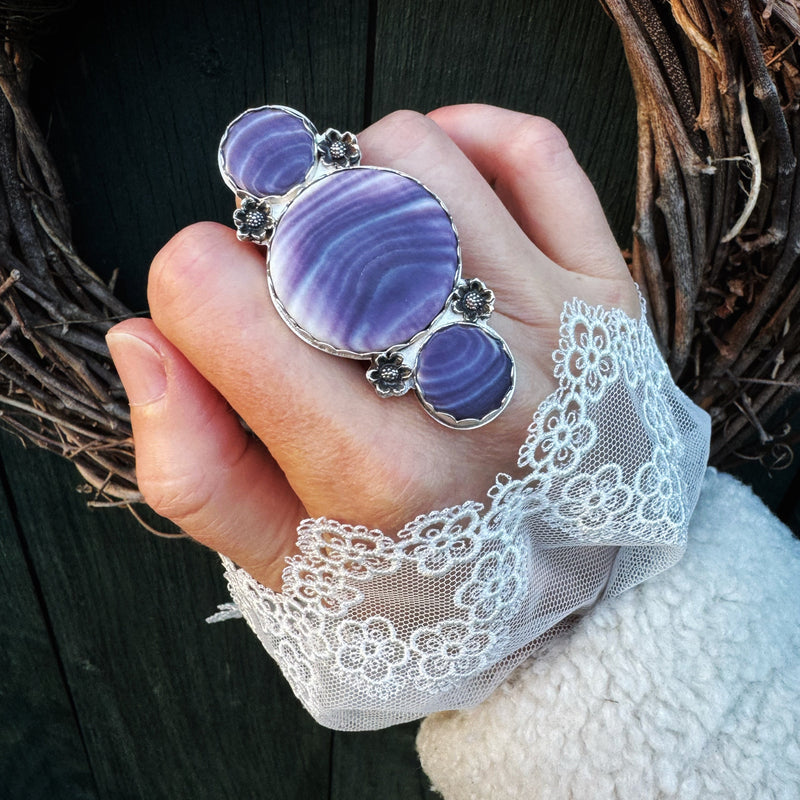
427, 104, 630, 283
357, 109, 570, 321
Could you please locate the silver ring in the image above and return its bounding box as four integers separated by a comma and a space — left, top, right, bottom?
218, 105, 515, 429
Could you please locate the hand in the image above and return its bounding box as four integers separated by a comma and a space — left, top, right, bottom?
106, 105, 639, 591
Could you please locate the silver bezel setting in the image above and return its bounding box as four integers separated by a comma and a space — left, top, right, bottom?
219, 107, 517, 429
411, 322, 516, 430
266, 165, 463, 360
218, 105, 320, 207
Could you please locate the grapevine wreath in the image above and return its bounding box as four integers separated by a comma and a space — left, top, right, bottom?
0, 0, 798, 526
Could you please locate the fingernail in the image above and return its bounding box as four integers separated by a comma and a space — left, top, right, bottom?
106, 332, 167, 406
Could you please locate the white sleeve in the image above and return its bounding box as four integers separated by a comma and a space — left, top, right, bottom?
219, 295, 711, 731
416, 469, 800, 799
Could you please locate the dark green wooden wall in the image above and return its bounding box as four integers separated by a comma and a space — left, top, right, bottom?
1, 1, 796, 798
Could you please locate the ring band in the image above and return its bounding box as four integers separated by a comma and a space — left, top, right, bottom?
218, 105, 515, 429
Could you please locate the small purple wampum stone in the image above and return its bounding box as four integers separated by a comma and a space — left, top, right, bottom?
221, 107, 315, 197
416, 324, 513, 422
270, 168, 460, 354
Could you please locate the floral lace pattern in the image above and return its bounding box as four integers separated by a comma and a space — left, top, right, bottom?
336, 617, 408, 698
555, 464, 632, 531
411, 621, 498, 693
221, 295, 711, 730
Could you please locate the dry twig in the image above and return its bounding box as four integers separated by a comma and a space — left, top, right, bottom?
0, 10, 141, 506
605, 0, 800, 469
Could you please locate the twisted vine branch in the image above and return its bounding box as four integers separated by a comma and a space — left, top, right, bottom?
605, 0, 800, 469
0, 16, 141, 506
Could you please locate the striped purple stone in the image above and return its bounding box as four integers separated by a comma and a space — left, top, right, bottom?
270, 168, 460, 355
220, 107, 316, 197
416, 324, 513, 423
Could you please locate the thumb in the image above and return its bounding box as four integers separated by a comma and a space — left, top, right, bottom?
106, 317, 302, 591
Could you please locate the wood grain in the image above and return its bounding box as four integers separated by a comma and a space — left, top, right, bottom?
330, 723, 440, 799
15, 1, 359, 797
371, 0, 639, 246
31, 0, 370, 312
2, 436, 332, 799
0, 458, 98, 799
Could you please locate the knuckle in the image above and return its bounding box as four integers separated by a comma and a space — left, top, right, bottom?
136, 469, 214, 528
379, 108, 429, 134
371, 109, 444, 160
508, 116, 575, 173
147, 222, 223, 318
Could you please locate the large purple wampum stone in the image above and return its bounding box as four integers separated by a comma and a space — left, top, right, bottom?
221, 108, 315, 197
416, 324, 513, 422
270, 168, 459, 354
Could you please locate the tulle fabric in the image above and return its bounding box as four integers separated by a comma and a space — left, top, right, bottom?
220, 296, 711, 730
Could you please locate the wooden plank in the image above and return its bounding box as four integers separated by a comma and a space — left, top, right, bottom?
783, 486, 800, 536
17, 1, 379, 796
732, 460, 799, 525
0, 452, 98, 799
32, 0, 370, 310
331, 722, 440, 799
2, 433, 332, 799
728, 404, 800, 533
370, 0, 639, 246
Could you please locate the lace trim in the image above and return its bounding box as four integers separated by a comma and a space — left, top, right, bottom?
220, 295, 711, 730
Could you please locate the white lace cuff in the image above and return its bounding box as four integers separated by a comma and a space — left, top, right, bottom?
219, 296, 711, 731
